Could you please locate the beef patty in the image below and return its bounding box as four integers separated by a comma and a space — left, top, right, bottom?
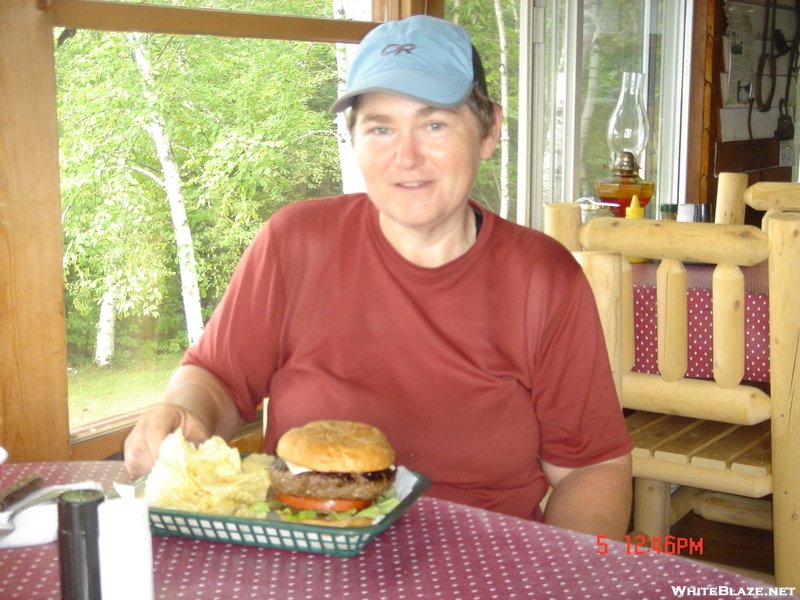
267, 457, 396, 501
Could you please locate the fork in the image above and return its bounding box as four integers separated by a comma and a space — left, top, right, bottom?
0, 489, 67, 536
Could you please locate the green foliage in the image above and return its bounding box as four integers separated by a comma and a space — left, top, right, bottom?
56, 0, 341, 362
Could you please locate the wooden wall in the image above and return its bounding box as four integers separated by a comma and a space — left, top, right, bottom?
373, 0, 444, 20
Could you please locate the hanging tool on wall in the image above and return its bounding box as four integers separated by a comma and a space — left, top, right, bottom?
755, 0, 779, 112
775, 0, 800, 140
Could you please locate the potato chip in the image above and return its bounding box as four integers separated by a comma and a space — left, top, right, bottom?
145, 430, 273, 516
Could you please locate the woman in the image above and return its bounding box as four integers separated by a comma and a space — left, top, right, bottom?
124, 15, 632, 540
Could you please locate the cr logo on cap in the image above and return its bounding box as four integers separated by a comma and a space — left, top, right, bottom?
381, 44, 416, 56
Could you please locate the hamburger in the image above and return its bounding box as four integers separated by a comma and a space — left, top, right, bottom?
267, 420, 398, 527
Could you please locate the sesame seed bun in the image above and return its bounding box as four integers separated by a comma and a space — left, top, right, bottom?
276, 420, 396, 473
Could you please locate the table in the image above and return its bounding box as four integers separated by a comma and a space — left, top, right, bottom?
632, 261, 770, 382
0, 461, 791, 600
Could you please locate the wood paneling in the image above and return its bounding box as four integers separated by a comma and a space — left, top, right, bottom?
0, 0, 71, 462
687, 0, 714, 205
715, 138, 781, 175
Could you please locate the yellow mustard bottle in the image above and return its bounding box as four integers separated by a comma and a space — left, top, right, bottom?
626, 194, 646, 263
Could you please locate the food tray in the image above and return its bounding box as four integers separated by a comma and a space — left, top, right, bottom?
146, 467, 430, 557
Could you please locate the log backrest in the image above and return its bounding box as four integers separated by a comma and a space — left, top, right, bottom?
743, 181, 800, 231
543, 203, 780, 426
579, 215, 766, 387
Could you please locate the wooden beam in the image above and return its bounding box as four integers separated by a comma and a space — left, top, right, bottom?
0, 0, 71, 462
691, 491, 772, 530
577, 218, 769, 266
401, 0, 445, 18
373, 0, 397, 21
46, 0, 379, 44
622, 372, 771, 426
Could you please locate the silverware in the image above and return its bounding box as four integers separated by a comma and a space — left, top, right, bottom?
0, 489, 65, 537
0, 473, 45, 511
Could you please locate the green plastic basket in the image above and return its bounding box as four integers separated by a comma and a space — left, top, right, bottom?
146, 468, 430, 557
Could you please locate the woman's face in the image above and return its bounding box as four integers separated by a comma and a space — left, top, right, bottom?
351, 92, 499, 239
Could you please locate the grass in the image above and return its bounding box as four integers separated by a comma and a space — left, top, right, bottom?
67, 353, 183, 430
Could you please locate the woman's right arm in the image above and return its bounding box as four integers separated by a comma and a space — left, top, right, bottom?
123, 364, 243, 478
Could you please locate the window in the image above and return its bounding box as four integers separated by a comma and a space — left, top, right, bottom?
525, 0, 693, 227
57, 3, 371, 435
434, 0, 692, 228
443, 2, 521, 222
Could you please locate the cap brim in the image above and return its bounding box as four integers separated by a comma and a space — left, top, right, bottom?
330, 69, 473, 114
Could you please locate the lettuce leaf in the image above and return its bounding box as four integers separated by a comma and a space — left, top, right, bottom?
350, 494, 400, 519
249, 488, 400, 523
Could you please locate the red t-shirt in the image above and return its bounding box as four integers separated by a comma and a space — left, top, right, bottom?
183, 193, 633, 520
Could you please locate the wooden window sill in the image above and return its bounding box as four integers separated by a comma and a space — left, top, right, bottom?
69, 409, 264, 461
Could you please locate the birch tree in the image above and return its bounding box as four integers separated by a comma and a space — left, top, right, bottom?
580, 4, 603, 187
129, 32, 205, 346
492, 0, 511, 219
94, 289, 116, 366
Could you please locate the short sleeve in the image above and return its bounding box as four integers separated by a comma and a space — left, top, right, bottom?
533, 269, 633, 468
182, 220, 286, 422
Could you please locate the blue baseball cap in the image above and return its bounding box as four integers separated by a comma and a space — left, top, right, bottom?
330, 15, 487, 113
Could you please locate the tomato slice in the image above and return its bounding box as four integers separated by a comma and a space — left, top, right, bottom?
276, 492, 370, 512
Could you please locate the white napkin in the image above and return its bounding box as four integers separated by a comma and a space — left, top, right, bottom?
98, 497, 154, 600
0, 481, 105, 549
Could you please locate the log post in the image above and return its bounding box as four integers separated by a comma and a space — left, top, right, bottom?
715, 172, 748, 225
761, 207, 781, 233
657, 259, 687, 382
768, 213, 800, 589
621, 260, 635, 373
633, 479, 671, 538
712, 264, 745, 388
543, 203, 582, 252
0, 0, 70, 461
574, 252, 623, 403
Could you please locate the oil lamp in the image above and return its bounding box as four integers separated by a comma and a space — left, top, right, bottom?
593, 72, 654, 217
